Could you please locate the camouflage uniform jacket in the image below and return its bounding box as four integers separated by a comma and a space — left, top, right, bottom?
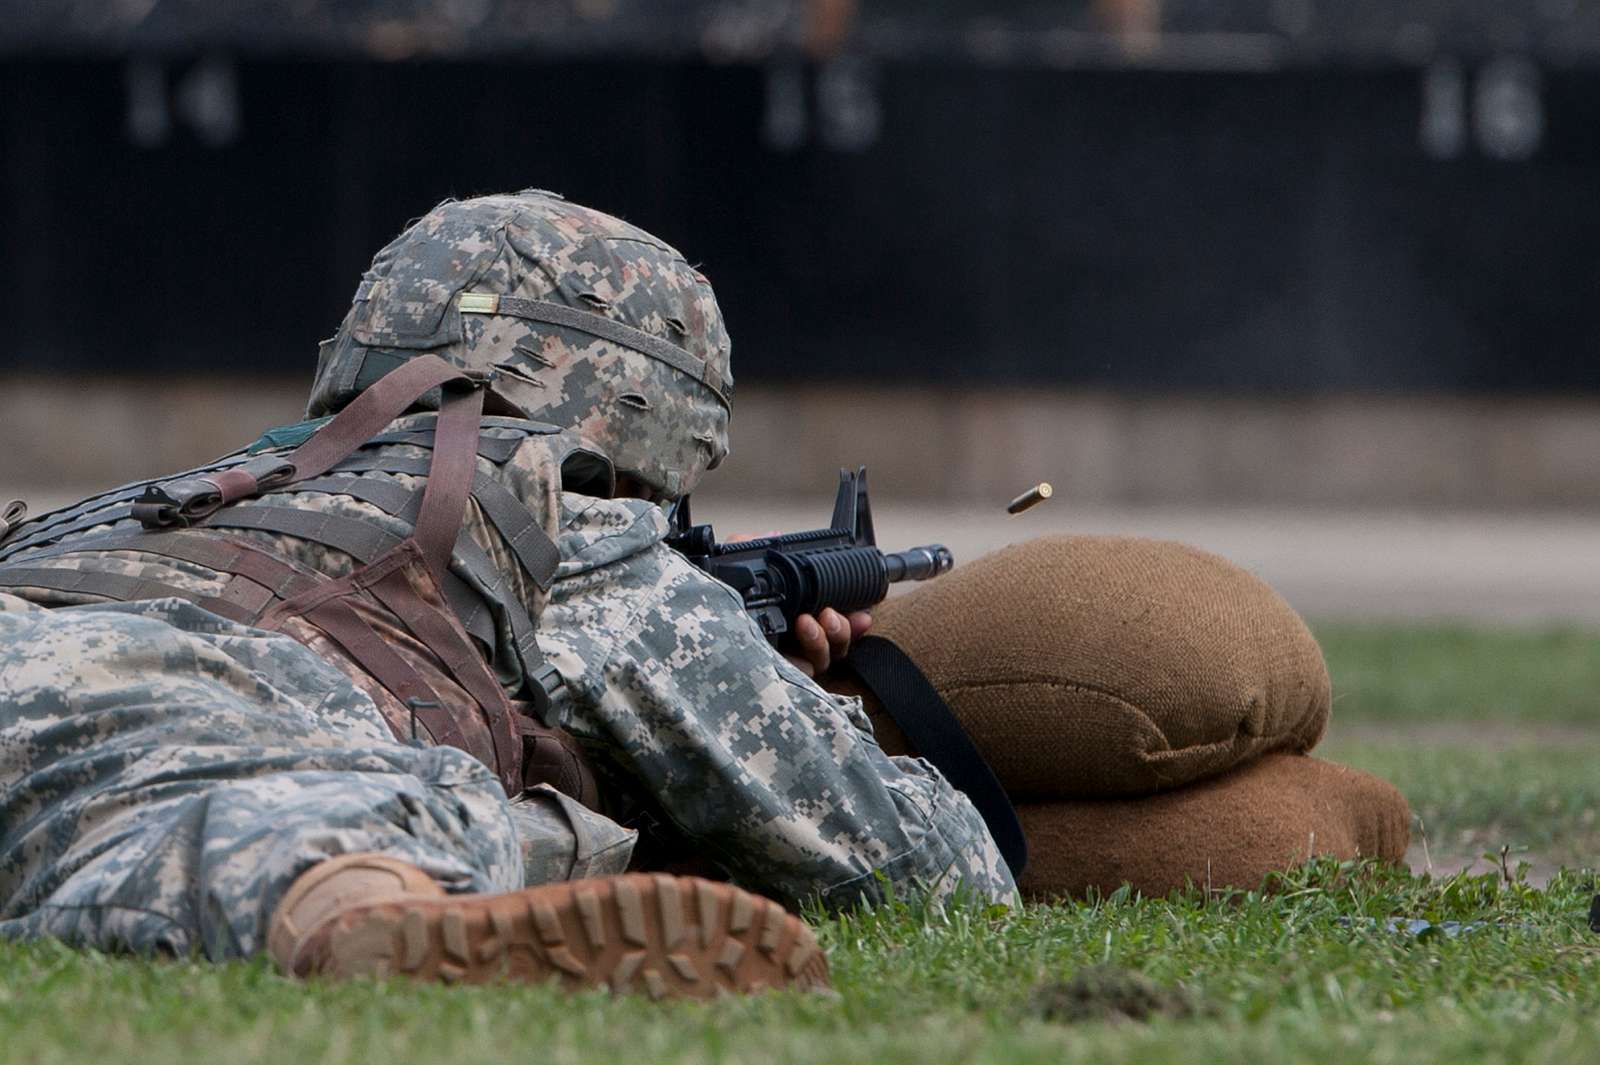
540, 492, 1016, 909
0, 415, 1015, 917
0, 413, 576, 705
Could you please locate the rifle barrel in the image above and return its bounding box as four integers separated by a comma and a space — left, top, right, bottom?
882, 544, 954, 582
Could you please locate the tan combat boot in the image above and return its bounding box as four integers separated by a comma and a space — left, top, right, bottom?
267, 854, 830, 998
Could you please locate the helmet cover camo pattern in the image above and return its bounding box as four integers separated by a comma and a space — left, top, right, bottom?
308, 190, 732, 500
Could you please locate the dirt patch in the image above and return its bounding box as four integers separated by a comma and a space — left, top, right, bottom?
1029, 966, 1212, 1025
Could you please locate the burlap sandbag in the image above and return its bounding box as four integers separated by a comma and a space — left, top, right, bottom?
830, 535, 1330, 800
1012, 753, 1411, 900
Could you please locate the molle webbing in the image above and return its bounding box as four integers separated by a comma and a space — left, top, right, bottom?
0, 451, 258, 555
263, 473, 552, 676
0, 530, 326, 623
0, 356, 572, 795
225, 472, 549, 671
0, 457, 556, 673
251, 356, 526, 787
0, 529, 317, 596
3, 424, 509, 551
0, 428, 531, 562
360, 426, 532, 463
202, 498, 526, 654
241, 516, 500, 648
298, 455, 561, 590
297, 590, 471, 750
0, 513, 500, 651
0, 566, 273, 622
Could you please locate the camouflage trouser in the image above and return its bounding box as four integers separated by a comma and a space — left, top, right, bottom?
0, 594, 635, 961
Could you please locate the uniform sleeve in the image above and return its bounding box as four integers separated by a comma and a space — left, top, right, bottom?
538, 498, 1016, 911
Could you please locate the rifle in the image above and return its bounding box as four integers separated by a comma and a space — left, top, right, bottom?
664, 467, 953, 642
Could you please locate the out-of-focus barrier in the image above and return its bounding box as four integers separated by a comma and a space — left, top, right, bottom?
714, 386, 1600, 508
5, 378, 1600, 509
8, 1, 1600, 66
3, 3, 1600, 398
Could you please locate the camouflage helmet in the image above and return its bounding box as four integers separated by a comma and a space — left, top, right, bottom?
307, 190, 732, 500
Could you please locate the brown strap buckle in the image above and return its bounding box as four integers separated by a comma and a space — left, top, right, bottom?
134, 456, 297, 529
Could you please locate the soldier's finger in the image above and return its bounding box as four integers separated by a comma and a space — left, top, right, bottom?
820, 608, 852, 661
847, 611, 873, 641
794, 614, 830, 675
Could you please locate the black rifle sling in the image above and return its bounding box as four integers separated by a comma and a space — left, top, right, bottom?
837, 635, 1029, 879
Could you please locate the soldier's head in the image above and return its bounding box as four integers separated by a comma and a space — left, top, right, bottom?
307, 190, 732, 502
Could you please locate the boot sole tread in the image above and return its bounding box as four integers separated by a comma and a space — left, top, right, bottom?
318, 873, 829, 998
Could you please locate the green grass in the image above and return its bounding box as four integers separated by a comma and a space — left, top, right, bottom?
1321, 741, 1600, 872
1316, 621, 1600, 873
1, 864, 1596, 1065
1317, 623, 1600, 724
3, 622, 1599, 1064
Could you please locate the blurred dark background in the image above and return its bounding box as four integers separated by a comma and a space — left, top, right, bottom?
5, 0, 1599, 392
4, 0, 1600, 516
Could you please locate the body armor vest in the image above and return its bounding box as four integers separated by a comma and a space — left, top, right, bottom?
0, 357, 608, 803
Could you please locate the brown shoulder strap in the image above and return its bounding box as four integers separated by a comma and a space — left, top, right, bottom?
132, 356, 486, 530
411, 385, 484, 586
283, 355, 479, 484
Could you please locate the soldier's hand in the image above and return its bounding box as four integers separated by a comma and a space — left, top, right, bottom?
726, 532, 872, 677
789, 607, 872, 678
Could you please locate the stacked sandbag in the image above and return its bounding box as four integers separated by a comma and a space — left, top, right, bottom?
1013, 754, 1410, 899
820, 535, 1410, 898
834, 535, 1332, 799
